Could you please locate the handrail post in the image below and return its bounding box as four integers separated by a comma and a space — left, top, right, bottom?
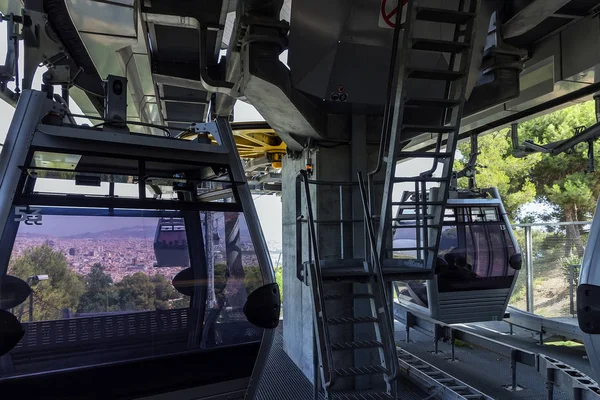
297, 170, 336, 388
357, 171, 400, 381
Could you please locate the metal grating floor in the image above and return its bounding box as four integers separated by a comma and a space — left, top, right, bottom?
255, 328, 428, 400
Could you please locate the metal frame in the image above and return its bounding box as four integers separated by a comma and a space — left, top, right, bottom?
213, 118, 275, 400
0, 90, 277, 400
394, 305, 600, 399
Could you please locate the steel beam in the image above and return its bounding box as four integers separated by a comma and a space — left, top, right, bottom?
503, 0, 572, 39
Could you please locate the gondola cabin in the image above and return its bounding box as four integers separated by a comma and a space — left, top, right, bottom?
0, 91, 279, 400
395, 188, 522, 324
154, 217, 190, 267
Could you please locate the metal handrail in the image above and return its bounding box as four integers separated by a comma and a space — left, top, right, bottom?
357, 171, 400, 382
296, 170, 336, 388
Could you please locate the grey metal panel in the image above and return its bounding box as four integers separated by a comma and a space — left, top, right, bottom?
435, 289, 512, 323
32, 124, 231, 165
506, 306, 584, 341
562, 15, 600, 80
67, 0, 136, 37
502, 0, 572, 39
289, 0, 458, 106
288, 0, 348, 93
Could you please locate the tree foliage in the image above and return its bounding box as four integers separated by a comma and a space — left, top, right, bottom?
77, 263, 118, 313
9, 244, 85, 321
456, 101, 600, 256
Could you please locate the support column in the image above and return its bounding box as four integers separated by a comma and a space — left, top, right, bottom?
282, 115, 383, 386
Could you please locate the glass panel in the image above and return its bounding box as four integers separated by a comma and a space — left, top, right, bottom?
32, 175, 141, 198
438, 222, 517, 292
199, 211, 264, 349
1, 208, 193, 377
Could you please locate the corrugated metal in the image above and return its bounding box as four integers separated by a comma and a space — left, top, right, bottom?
436, 288, 511, 324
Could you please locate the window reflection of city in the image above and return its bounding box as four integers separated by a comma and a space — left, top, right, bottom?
12, 236, 259, 283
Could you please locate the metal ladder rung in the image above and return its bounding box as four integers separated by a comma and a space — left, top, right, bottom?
408, 68, 465, 81
397, 152, 453, 158
331, 340, 383, 350
405, 97, 461, 108
415, 7, 475, 24
393, 176, 447, 183
412, 38, 469, 53
402, 124, 457, 134
331, 391, 393, 400
327, 316, 378, 325
436, 378, 455, 384
389, 247, 433, 251
463, 395, 484, 399
324, 293, 375, 301
392, 201, 445, 206
335, 365, 388, 377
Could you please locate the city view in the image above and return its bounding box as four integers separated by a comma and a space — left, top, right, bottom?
10, 214, 265, 283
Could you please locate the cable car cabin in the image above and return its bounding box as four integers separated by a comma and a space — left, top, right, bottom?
154, 218, 190, 268
395, 188, 522, 324
0, 91, 279, 400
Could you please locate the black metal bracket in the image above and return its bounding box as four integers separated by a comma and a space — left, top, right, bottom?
577, 284, 600, 334
297, 261, 311, 286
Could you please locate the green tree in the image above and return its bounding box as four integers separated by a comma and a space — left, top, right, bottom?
8, 244, 85, 321
151, 274, 181, 309
77, 263, 118, 313
115, 272, 156, 311
456, 101, 599, 256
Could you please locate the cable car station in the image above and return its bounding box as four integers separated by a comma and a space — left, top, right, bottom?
2, 1, 600, 399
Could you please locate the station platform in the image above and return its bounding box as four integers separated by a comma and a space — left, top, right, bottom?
256, 327, 428, 400
393, 319, 588, 400
256, 318, 592, 399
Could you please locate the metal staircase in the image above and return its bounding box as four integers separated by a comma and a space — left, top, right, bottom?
374, 0, 482, 278
296, 170, 399, 400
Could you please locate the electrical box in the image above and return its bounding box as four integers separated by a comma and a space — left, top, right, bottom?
104, 75, 127, 123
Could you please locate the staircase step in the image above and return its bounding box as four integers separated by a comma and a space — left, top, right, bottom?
392, 176, 447, 183
397, 151, 453, 158
392, 201, 445, 206
331, 390, 393, 400
408, 68, 465, 81
412, 38, 469, 53
392, 214, 434, 221
327, 316, 378, 325
324, 293, 375, 301
331, 340, 383, 350
415, 7, 475, 24
402, 124, 457, 134
335, 365, 388, 377
405, 97, 461, 108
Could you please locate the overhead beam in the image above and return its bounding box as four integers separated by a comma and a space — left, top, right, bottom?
503, 0, 572, 38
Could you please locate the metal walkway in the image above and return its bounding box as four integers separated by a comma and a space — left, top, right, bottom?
393, 303, 600, 400
255, 328, 428, 400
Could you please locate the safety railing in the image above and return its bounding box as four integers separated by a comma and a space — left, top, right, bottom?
358, 171, 400, 381
296, 169, 336, 388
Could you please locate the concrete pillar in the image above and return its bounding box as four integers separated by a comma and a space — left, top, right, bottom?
282, 115, 383, 387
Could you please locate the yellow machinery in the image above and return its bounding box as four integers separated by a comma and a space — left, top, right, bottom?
178, 121, 286, 169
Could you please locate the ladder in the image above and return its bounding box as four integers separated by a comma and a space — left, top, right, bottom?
375, 0, 482, 277
297, 171, 400, 400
